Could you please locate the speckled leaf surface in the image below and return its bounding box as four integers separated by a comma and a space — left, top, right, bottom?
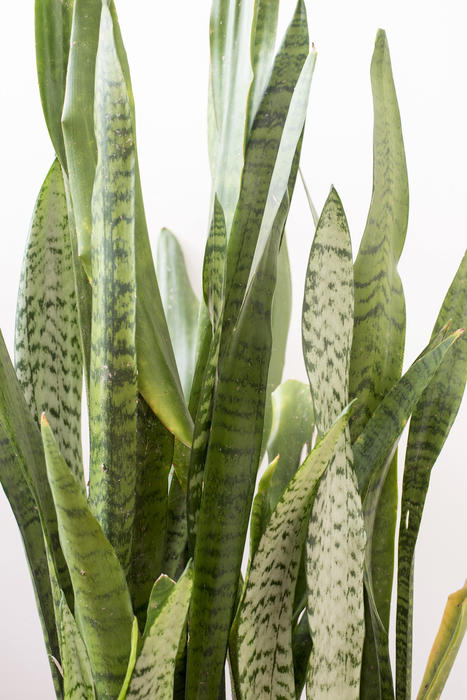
186, 196, 289, 698
156, 229, 200, 401
416, 580, 467, 700
15, 160, 84, 493
236, 412, 349, 699
162, 471, 189, 581
396, 251, 467, 700
41, 416, 134, 700
349, 29, 408, 441
58, 593, 96, 700
88, 1, 138, 575
127, 567, 193, 699
302, 187, 365, 699
35, 0, 73, 168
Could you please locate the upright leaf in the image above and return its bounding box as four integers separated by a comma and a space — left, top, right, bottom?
128, 397, 174, 628
35, 0, 73, 168
396, 251, 467, 699
162, 470, 189, 581
15, 160, 84, 493
88, 1, 137, 574
41, 416, 134, 700
349, 28, 409, 439
127, 567, 193, 699
186, 196, 289, 698
156, 229, 200, 400
416, 580, 467, 700
58, 593, 96, 700
302, 187, 365, 698
235, 412, 350, 699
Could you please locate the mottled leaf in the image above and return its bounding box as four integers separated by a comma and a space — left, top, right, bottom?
236, 412, 350, 699
41, 415, 134, 700
396, 251, 467, 699
127, 566, 193, 699
88, 1, 138, 575
58, 593, 96, 700
162, 470, 189, 581
15, 160, 84, 493
302, 187, 365, 698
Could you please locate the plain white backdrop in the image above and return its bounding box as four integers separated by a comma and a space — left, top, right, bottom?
0, 1, 466, 697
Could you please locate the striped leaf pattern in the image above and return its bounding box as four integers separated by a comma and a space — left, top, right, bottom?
221, 0, 312, 349
161, 470, 189, 581
35, 0, 73, 169
127, 567, 193, 699
156, 229, 200, 401
349, 28, 409, 441
236, 412, 350, 699
396, 251, 467, 699
302, 187, 366, 698
88, 1, 137, 574
416, 580, 467, 700
186, 196, 289, 698
58, 593, 96, 700
41, 416, 134, 700
15, 159, 84, 492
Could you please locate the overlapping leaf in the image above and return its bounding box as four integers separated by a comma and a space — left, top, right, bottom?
58, 593, 96, 700
88, 1, 138, 574
41, 416, 134, 700
15, 159, 84, 492
302, 187, 365, 698
156, 229, 200, 401
235, 411, 350, 699
126, 567, 193, 699
35, 0, 73, 168
396, 251, 467, 699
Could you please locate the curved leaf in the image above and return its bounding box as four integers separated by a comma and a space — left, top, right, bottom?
236, 411, 350, 699
416, 580, 467, 700
127, 566, 193, 699
35, 0, 73, 168
302, 187, 365, 698
156, 229, 200, 401
15, 160, 84, 493
41, 415, 134, 700
396, 251, 467, 699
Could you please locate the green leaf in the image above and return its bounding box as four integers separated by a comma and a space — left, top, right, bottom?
162, 470, 189, 581
292, 612, 312, 699
186, 195, 289, 698
128, 397, 174, 627
416, 580, 467, 700
126, 566, 193, 699
221, 0, 315, 350
301, 187, 365, 698
62, 0, 193, 446
396, 251, 467, 700
266, 379, 314, 512
156, 229, 200, 401
208, 0, 279, 233
35, 0, 73, 168
41, 415, 134, 700
88, 0, 138, 575
58, 593, 96, 700
117, 618, 139, 700
235, 411, 350, 699
349, 28, 409, 441
15, 160, 84, 494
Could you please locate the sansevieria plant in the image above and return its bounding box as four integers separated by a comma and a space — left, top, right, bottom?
1, 0, 466, 698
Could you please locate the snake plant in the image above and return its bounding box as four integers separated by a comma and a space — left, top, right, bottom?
0, 1, 466, 699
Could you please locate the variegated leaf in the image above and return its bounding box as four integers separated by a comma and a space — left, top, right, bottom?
302, 187, 365, 698
236, 411, 350, 699
58, 592, 96, 700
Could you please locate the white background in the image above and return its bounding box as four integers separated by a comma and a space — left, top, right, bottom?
0, 0, 466, 697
